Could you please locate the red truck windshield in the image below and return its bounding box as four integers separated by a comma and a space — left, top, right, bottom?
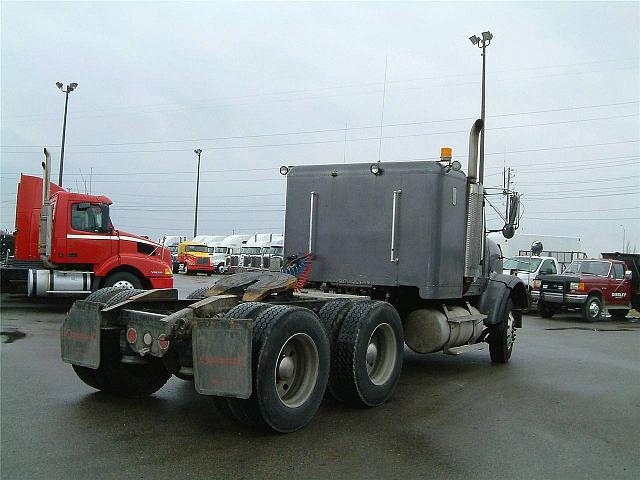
564, 260, 611, 277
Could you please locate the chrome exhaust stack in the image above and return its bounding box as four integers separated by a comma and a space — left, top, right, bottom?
38, 148, 53, 263
464, 120, 484, 279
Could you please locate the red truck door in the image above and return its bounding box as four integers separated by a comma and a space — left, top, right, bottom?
65, 202, 114, 264
609, 262, 631, 306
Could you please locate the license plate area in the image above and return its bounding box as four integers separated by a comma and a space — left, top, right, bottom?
192, 318, 252, 398
60, 301, 101, 368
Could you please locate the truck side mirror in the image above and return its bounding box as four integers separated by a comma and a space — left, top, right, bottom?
502, 193, 520, 239
625, 270, 632, 280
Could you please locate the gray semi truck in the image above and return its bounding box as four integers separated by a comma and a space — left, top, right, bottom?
61, 119, 527, 433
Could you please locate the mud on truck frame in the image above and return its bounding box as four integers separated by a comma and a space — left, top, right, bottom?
61, 119, 528, 433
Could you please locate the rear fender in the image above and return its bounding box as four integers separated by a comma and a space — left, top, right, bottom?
478, 273, 528, 327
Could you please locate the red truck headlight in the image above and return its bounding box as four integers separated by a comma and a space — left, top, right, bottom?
570, 282, 585, 292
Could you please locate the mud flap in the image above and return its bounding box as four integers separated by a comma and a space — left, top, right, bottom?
60, 301, 102, 369
192, 318, 252, 398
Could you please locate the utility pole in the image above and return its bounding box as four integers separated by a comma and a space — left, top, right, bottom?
193, 149, 202, 238
469, 31, 493, 183
55, 82, 78, 187
620, 224, 626, 253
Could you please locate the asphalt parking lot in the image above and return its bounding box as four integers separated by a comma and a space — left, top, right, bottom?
1, 274, 639, 480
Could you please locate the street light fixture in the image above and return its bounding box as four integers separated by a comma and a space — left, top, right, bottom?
55, 81, 78, 187
193, 149, 203, 238
468, 30, 493, 183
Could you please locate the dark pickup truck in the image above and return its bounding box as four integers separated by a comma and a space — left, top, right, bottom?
533, 253, 639, 322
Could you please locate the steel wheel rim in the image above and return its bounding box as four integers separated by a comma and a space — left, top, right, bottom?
366, 323, 397, 386
112, 280, 134, 289
274, 333, 319, 408
589, 301, 600, 317
506, 312, 515, 351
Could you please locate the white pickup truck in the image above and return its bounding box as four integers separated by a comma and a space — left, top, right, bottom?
502, 256, 561, 308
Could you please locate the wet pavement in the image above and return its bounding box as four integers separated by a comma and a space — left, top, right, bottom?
1, 274, 639, 479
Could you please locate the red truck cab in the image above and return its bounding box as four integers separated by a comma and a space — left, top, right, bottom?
2, 172, 173, 296
536, 255, 638, 322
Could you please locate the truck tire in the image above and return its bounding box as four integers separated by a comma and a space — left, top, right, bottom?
218, 302, 273, 425
103, 271, 143, 290
72, 364, 107, 391
71, 287, 135, 391
172, 263, 179, 274
609, 309, 629, 319
317, 298, 358, 401
582, 296, 602, 322
185, 265, 196, 276
332, 301, 403, 407
96, 329, 170, 397
186, 286, 214, 300
538, 300, 555, 319
103, 289, 146, 308
84, 287, 128, 305
488, 299, 516, 364
226, 305, 330, 432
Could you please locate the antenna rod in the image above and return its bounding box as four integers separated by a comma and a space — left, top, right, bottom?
377, 56, 388, 163
343, 121, 348, 163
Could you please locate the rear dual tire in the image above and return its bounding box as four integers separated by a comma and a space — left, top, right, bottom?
330, 301, 404, 407
71, 289, 170, 397
218, 303, 330, 433
609, 309, 629, 320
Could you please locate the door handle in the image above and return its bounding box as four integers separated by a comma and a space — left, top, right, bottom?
68, 253, 78, 258
390, 190, 401, 263
308, 192, 317, 253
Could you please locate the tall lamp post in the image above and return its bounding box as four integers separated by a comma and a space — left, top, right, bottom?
55, 81, 78, 187
469, 31, 493, 184
193, 149, 203, 238
620, 224, 626, 252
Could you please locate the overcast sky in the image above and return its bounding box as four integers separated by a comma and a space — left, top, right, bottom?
1, 1, 638, 256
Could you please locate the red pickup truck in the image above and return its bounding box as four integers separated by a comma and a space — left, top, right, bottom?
534, 253, 639, 322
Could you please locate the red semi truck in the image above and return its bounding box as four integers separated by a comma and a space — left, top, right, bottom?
0, 149, 173, 297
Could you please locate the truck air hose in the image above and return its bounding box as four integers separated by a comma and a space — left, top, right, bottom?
282, 252, 313, 291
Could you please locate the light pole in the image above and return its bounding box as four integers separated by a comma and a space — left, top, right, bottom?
620, 224, 626, 252
55, 81, 78, 187
193, 149, 203, 238
469, 31, 493, 184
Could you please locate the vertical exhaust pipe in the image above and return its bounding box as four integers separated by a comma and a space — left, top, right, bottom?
38, 148, 53, 262
464, 120, 484, 279
467, 119, 483, 183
